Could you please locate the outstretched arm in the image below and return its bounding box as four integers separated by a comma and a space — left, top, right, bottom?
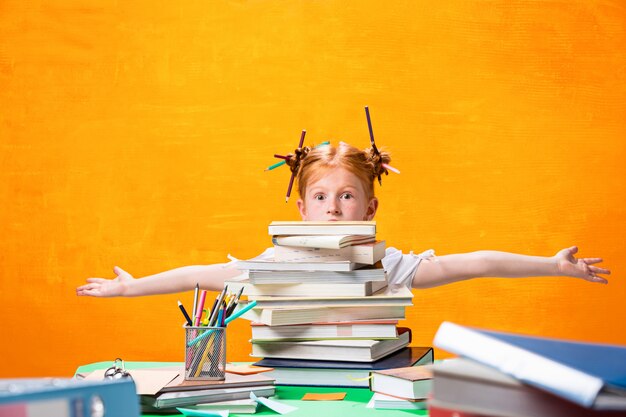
411, 246, 610, 289
76, 263, 242, 297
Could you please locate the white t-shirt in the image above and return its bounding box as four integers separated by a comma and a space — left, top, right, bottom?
229, 247, 436, 289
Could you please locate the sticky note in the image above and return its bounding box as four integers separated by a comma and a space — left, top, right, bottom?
302, 392, 347, 401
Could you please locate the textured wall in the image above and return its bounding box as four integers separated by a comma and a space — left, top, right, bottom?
1, 1, 624, 377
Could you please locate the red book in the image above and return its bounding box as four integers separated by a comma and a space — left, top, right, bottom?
429, 400, 496, 417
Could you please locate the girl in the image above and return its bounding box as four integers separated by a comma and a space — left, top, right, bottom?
76, 142, 610, 297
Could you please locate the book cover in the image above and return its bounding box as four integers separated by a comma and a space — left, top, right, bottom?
272, 235, 377, 250
250, 327, 411, 362
433, 321, 626, 409
431, 358, 626, 417
268, 221, 376, 236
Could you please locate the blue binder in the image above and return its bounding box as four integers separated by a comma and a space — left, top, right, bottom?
0, 377, 139, 417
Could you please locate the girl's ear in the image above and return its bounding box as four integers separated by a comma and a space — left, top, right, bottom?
365, 197, 379, 220
297, 198, 307, 220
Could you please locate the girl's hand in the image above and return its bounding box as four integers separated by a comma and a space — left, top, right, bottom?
554, 246, 610, 284
76, 266, 135, 297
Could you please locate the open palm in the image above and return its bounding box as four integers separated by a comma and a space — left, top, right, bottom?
76, 266, 134, 297
554, 246, 610, 284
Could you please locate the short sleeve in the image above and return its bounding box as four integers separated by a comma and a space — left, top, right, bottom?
226, 247, 275, 269
382, 247, 436, 289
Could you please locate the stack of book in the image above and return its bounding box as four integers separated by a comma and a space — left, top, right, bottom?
430, 321, 626, 417
231, 221, 434, 387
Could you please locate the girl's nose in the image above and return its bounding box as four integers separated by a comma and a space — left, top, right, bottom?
326, 200, 341, 214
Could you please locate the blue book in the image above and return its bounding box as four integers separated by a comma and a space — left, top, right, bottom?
253, 346, 433, 387
434, 321, 626, 409
0, 378, 139, 417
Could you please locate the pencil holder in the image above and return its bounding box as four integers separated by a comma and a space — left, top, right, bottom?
184, 326, 226, 381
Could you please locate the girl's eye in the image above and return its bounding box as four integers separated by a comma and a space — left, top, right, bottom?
340, 193, 353, 200
314, 194, 326, 201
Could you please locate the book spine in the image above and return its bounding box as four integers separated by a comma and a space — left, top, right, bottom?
433, 322, 603, 408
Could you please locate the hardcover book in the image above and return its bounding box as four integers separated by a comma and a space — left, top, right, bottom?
433, 321, 626, 410
370, 364, 433, 400
250, 327, 411, 362
431, 358, 626, 417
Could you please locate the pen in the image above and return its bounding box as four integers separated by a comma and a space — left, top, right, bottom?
226, 286, 245, 317
216, 309, 224, 329
208, 285, 228, 327
364, 106, 379, 154
194, 290, 207, 326
178, 300, 192, 326
264, 141, 330, 171
224, 300, 257, 325
286, 130, 306, 202
364, 106, 400, 176
191, 283, 199, 324
187, 301, 258, 347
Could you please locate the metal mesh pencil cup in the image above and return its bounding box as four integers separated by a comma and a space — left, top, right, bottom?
184, 326, 226, 380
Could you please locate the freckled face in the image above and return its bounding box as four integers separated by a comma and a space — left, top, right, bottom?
297, 168, 378, 221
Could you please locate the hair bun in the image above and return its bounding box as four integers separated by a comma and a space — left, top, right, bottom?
285, 146, 311, 176
365, 146, 391, 185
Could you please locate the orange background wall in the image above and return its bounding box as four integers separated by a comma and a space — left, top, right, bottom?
1, 1, 625, 377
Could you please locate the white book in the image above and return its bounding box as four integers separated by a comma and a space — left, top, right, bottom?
272, 234, 376, 249
369, 393, 427, 410
248, 265, 386, 284
250, 328, 411, 362
274, 241, 386, 264
225, 275, 388, 298
187, 398, 258, 414
268, 221, 376, 236
370, 365, 433, 400
236, 258, 363, 272
145, 386, 276, 409
250, 320, 399, 341
242, 304, 407, 326
248, 285, 413, 308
